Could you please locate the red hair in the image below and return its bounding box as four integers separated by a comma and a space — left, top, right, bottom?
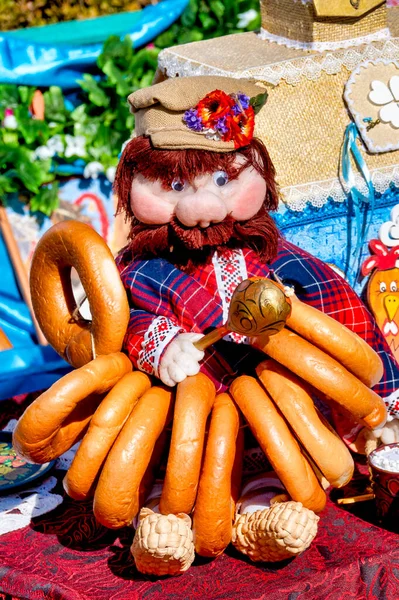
114, 136, 280, 221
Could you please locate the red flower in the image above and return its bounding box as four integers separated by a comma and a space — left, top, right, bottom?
197, 90, 235, 127
229, 106, 255, 148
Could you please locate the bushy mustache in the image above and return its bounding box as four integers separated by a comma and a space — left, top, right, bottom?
124, 206, 280, 272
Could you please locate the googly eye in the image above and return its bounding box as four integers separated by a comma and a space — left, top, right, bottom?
380, 282, 387, 293
171, 178, 186, 192
391, 281, 398, 292
213, 171, 229, 187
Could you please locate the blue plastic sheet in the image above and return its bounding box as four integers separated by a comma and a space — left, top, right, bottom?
0, 0, 188, 89
0, 232, 71, 400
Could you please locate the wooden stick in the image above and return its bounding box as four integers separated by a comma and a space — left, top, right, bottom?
336, 493, 374, 505
0, 206, 48, 346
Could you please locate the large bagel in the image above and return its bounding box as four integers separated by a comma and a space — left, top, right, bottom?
287, 296, 383, 388
93, 386, 174, 529
253, 328, 387, 430
63, 371, 151, 500
256, 360, 354, 488
193, 393, 240, 557
13, 352, 132, 463
160, 373, 216, 516
29, 221, 130, 368
230, 376, 327, 513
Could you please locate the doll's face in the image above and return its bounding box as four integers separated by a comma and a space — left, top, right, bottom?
130, 156, 267, 228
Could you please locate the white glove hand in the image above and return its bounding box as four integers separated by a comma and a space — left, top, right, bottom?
159, 332, 205, 387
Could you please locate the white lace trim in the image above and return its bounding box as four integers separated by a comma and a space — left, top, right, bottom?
138, 316, 183, 377
158, 39, 399, 86
258, 27, 390, 52
0, 420, 81, 535
212, 250, 249, 344
281, 164, 399, 211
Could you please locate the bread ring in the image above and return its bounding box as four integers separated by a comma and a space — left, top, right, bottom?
63, 371, 151, 500
29, 221, 130, 368
93, 386, 173, 529
12, 352, 132, 463
193, 393, 240, 557
230, 376, 326, 513
256, 360, 354, 488
253, 328, 387, 430
160, 373, 216, 516
287, 296, 383, 388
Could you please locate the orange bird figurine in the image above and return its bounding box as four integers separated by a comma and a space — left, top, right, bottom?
362, 239, 399, 362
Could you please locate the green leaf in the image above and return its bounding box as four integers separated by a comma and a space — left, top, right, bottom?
70, 104, 87, 124
177, 29, 204, 44
154, 23, 180, 48
181, 0, 198, 27
30, 183, 59, 216
102, 60, 131, 98
0, 85, 20, 110
77, 75, 110, 108
250, 91, 268, 115
44, 86, 67, 123
209, 0, 225, 20
18, 86, 35, 106
15, 106, 50, 145
0, 175, 17, 196
199, 12, 217, 30
97, 35, 133, 71
1, 131, 19, 146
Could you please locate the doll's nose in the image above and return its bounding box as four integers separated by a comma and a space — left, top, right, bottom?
175, 192, 227, 228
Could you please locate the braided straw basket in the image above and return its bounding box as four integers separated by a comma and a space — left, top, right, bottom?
232, 500, 319, 562
131, 508, 195, 576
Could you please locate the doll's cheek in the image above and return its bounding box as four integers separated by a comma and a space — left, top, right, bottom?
130, 191, 174, 224
228, 178, 266, 220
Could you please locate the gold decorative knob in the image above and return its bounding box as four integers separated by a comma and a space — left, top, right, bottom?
195, 278, 292, 351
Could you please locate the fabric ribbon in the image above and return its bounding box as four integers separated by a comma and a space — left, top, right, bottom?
341, 122, 375, 287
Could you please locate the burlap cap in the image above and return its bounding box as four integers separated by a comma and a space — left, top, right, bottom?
128, 76, 265, 152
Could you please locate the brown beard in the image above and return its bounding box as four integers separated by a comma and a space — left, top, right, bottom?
123, 206, 280, 273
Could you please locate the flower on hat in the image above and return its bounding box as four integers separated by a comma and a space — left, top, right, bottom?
183, 89, 266, 149
196, 90, 235, 126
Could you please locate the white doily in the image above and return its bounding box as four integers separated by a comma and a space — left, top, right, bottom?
0, 419, 80, 535
281, 164, 399, 211
158, 39, 399, 87
258, 27, 390, 53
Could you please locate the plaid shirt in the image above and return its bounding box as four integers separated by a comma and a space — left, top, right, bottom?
117, 238, 399, 424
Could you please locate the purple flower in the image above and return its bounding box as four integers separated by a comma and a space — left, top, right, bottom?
215, 116, 229, 134
238, 93, 250, 109
232, 104, 242, 116
183, 108, 203, 132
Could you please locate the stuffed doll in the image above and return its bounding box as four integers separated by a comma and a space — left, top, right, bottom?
114, 76, 399, 444
108, 76, 399, 573
13, 75, 399, 577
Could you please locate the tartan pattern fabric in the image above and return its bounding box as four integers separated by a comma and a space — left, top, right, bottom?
117, 238, 399, 415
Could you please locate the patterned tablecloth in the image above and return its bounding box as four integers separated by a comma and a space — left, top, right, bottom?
1, 395, 399, 600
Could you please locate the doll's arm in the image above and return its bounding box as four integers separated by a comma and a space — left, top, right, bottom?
124, 309, 204, 385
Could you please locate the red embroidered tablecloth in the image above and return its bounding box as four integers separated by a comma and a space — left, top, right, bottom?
1, 396, 399, 600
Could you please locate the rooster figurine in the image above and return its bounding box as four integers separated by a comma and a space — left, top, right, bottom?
362, 239, 399, 363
